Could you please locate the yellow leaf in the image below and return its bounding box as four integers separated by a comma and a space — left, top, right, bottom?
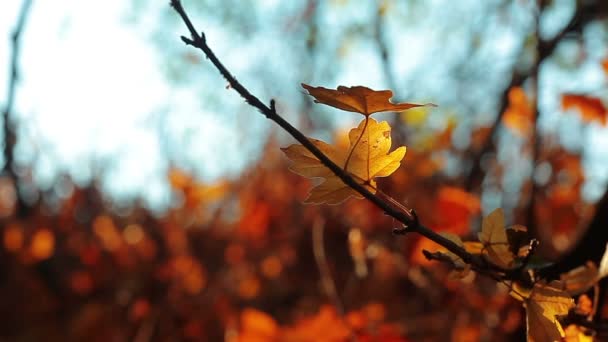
478, 208, 515, 269
524, 281, 574, 342
282, 118, 406, 204
302, 83, 431, 116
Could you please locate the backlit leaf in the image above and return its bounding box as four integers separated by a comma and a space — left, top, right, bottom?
302, 83, 431, 116
478, 208, 515, 269
524, 281, 574, 342
282, 118, 406, 204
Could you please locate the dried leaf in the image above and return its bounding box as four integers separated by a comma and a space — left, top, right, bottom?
562, 94, 608, 125
524, 281, 574, 342
302, 83, 431, 116
478, 208, 515, 269
282, 118, 406, 204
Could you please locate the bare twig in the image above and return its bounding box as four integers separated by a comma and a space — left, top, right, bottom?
170, 0, 516, 277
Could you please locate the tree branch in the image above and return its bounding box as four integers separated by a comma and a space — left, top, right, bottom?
169, 0, 497, 274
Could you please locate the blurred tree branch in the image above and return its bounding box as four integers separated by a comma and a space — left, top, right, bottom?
524, 0, 549, 238
373, 1, 406, 143
464, 0, 600, 193
3, 0, 34, 217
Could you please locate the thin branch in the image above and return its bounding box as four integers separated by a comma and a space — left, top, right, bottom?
170, 0, 513, 277
373, 1, 408, 143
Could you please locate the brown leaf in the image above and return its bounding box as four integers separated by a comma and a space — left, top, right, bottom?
302, 83, 432, 116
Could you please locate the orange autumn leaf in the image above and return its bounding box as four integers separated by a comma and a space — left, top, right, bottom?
281, 305, 351, 342
503, 87, 533, 136
302, 83, 431, 116
561, 94, 607, 125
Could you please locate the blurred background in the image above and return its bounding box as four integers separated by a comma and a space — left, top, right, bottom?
1, 0, 607, 340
